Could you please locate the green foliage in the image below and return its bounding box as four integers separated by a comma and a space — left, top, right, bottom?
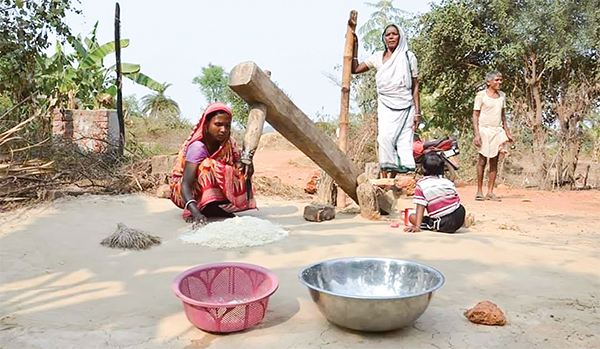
192, 63, 250, 127
413, 0, 599, 134
192, 63, 228, 103
140, 83, 183, 127
125, 93, 190, 156
0, 0, 78, 102
79, 39, 130, 69
35, 22, 164, 110
359, 0, 415, 53
123, 94, 143, 119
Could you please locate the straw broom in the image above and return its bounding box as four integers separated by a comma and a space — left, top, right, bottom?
100, 222, 161, 250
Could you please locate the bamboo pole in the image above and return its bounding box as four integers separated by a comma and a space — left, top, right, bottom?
114, 2, 124, 156
337, 10, 357, 208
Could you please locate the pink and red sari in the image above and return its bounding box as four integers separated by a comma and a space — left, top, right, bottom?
170, 103, 256, 218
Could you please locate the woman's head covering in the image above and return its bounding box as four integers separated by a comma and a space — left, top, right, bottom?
381, 24, 408, 55
170, 102, 234, 181
185, 102, 232, 145
375, 24, 413, 109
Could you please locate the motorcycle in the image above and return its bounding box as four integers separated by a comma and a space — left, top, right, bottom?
413, 136, 460, 181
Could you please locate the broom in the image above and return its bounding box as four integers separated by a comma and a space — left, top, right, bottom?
100, 222, 161, 250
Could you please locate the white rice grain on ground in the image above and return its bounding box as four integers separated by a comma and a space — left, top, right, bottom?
178, 216, 288, 249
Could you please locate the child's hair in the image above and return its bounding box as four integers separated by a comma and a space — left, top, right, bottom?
422, 153, 445, 176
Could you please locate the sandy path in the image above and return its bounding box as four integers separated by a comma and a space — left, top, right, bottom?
1, 190, 598, 348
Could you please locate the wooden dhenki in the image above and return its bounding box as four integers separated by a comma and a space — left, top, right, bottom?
229, 61, 412, 221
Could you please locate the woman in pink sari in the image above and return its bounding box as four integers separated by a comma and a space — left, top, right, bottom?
170, 103, 255, 225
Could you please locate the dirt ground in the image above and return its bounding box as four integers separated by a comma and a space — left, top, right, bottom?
1, 148, 599, 349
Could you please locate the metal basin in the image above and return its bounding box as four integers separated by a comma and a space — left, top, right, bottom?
298, 257, 444, 332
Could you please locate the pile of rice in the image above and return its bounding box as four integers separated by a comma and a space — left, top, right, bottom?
179, 216, 288, 249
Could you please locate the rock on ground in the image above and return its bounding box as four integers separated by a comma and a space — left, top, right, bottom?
464, 300, 507, 326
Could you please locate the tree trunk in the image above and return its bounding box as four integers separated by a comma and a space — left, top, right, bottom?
523, 53, 545, 167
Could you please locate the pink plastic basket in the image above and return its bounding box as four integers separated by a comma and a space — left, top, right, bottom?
172, 262, 279, 333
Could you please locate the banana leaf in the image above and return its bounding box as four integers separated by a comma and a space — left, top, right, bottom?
107, 63, 140, 74
124, 72, 164, 92
106, 85, 117, 97
79, 39, 130, 69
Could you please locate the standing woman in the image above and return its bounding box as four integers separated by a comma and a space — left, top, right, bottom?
170, 102, 256, 225
352, 24, 421, 178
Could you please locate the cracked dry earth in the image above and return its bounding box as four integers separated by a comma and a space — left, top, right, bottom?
0, 184, 599, 348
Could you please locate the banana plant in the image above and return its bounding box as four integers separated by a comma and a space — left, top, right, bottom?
37, 21, 164, 109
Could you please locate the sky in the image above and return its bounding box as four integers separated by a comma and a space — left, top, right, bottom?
63, 0, 439, 122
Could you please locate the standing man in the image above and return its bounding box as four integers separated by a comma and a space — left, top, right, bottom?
473, 72, 514, 201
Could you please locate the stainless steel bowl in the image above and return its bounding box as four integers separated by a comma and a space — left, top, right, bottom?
298, 257, 444, 332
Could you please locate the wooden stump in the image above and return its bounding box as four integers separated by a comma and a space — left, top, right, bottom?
357, 182, 380, 219
315, 171, 337, 206
364, 162, 379, 180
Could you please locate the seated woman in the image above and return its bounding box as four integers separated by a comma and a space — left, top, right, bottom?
170, 103, 255, 225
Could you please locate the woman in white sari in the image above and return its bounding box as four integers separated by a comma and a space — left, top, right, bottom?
352, 24, 421, 178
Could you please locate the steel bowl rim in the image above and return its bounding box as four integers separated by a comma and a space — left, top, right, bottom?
297, 257, 445, 300
173, 262, 279, 308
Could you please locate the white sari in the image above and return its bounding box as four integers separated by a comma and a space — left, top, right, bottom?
375, 27, 416, 172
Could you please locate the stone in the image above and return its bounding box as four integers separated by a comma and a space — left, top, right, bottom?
395, 175, 417, 196
305, 170, 319, 194
464, 301, 507, 326
357, 182, 380, 219
156, 184, 171, 199
378, 189, 396, 215
364, 162, 379, 180
303, 204, 335, 222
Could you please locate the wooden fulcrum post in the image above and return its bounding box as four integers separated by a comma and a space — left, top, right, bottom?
337, 10, 358, 208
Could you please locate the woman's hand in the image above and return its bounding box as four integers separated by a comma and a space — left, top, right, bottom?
240, 161, 254, 179
191, 211, 208, 229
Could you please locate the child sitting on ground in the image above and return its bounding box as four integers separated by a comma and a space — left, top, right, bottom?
405, 153, 466, 233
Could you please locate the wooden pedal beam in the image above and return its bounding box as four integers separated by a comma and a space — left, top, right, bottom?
229, 62, 360, 203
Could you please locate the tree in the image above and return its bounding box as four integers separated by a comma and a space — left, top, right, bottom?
192, 63, 249, 126
358, 0, 414, 53
36, 22, 164, 110
0, 0, 77, 102
192, 63, 228, 103
413, 0, 599, 182
141, 83, 181, 126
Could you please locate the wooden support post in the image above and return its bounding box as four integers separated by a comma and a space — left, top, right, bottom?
114, 2, 124, 156
337, 10, 357, 208
229, 62, 360, 203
